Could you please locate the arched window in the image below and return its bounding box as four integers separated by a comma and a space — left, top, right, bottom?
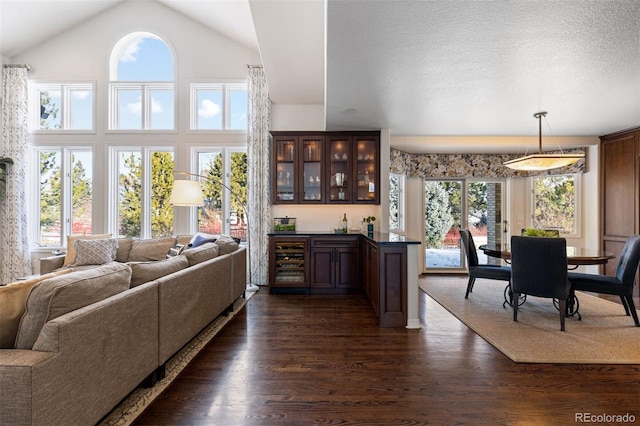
109, 32, 175, 130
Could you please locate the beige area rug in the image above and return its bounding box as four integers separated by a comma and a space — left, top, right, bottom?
420, 278, 640, 364
99, 290, 255, 426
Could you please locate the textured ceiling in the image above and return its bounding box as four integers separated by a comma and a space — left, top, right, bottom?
326, 0, 640, 139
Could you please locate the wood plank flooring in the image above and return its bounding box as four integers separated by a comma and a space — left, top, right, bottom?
133, 276, 639, 425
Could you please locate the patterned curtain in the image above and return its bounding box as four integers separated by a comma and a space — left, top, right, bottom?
1, 65, 31, 283
390, 148, 586, 179
247, 65, 271, 286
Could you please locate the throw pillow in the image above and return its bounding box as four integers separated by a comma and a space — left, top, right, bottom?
15, 262, 132, 350
129, 237, 177, 261
128, 255, 189, 287
188, 233, 218, 249
213, 234, 240, 255
183, 242, 219, 266
73, 238, 118, 266
166, 244, 185, 258
0, 269, 74, 349
63, 233, 112, 266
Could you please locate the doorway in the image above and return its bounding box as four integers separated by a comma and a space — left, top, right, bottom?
424, 179, 506, 272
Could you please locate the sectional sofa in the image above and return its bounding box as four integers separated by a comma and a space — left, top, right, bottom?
0, 234, 246, 426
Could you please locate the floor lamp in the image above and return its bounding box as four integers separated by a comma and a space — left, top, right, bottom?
169, 171, 259, 293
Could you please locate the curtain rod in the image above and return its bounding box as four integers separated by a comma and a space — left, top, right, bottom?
3, 64, 32, 70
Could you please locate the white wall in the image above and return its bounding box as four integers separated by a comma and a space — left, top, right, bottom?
7, 1, 261, 270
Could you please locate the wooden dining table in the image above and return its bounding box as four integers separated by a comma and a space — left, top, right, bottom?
478, 243, 615, 266
478, 242, 615, 316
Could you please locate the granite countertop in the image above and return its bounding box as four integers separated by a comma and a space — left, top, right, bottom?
268, 230, 420, 245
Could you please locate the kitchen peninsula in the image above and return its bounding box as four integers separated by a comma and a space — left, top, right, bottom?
268, 231, 420, 328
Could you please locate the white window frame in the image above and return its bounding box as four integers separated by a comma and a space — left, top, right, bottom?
109, 146, 175, 238
389, 173, 406, 232
29, 81, 96, 133
189, 81, 248, 133
108, 82, 175, 132
30, 146, 93, 250
530, 173, 581, 238
190, 146, 247, 235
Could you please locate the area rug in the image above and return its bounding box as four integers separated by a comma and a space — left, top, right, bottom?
420, 278, 640, 364
99, 290, 255, 426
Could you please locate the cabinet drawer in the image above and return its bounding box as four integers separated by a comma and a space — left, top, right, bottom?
310, 236, 360, 248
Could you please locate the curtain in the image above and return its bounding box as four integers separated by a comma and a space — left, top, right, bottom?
1, 65, 31, 283
390, 148, 586, 179
247, 65, 271, 286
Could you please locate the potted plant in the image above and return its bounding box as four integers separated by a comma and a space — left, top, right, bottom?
363, 216, 376, 233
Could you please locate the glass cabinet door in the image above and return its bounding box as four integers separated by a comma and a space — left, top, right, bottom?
327, 136, 351, 203
274, 137, 296, 203
355, 137, 378, 203
301, 137, 323, 202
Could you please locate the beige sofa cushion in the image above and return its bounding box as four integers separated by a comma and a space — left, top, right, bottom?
183, 242, 219, 266
213, 234, 240, 255
176, 235, 193, 246
63, 233, 112, 266
128, 236, 177, 261
116, 237, 133, 262
15, 262, 132, 349
0, 269, 74, 348
128, 255, 189, 287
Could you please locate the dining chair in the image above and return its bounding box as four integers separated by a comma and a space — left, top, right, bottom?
510, 236, 571, 331
459, 229, 511, 299
568, 234, 640, 327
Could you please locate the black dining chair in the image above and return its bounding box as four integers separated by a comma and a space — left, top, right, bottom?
459, 229, 511, 299
568, 234, 640, 327
510, 236, 571, 331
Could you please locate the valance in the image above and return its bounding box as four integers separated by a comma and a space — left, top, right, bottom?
390, 148, 586, 179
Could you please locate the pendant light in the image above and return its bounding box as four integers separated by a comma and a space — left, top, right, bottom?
503, 111, 585, 171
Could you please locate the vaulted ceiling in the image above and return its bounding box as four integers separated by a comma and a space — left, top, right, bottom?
2, 0, 639, 152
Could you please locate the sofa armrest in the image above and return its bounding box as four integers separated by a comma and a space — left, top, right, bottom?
40, 255, 65, 274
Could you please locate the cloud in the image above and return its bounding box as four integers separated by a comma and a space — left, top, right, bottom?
120, 39, 143, 63
126, 97, 164, 114
127, 98, 141, 114
198, 99, 221, 118
72, 91, 90, 100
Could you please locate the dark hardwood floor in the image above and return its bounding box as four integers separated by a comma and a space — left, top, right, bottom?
134, 277, 639, 425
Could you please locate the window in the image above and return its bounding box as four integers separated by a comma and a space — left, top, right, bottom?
190, 83, 248, 131
194, 148, 247, 242
532, 174, 579, 235
111, 147, 174, 238
389, 173, 405, 232
33, 148, 93, 247
30, 82, 94, 131
109, 33, 175, 131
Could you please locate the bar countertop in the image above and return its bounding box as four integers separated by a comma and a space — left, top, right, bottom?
267, 231, 420, 245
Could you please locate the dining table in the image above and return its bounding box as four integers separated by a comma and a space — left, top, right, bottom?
478, 242, 615, 316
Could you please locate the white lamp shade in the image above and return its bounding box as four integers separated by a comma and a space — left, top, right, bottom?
169, 180, 204, 206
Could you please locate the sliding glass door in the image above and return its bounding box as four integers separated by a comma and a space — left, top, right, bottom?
424, 179, 505, 272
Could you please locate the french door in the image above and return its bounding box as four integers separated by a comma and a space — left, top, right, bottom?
424, 179, 506, 272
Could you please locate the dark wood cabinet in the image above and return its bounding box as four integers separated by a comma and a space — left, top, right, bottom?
271, 131, 380, 205
272, 133, 324, 204
599, 126, 640, 298
363, 238, 379, 316
310, 236, 360, 292
268, 233, 414, 327
325, 132, 380, 204
269, 236, 310, 294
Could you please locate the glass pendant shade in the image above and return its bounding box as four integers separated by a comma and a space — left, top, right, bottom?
504, 111, 585, 171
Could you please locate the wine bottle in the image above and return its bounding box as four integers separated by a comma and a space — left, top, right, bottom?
342, 213, 348, 233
